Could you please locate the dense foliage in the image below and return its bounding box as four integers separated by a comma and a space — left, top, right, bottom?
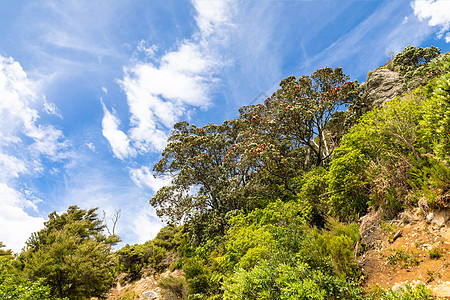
0, 256, 63, 300
17, 206, 120, 299
145, 45, 449, 299
4, 45, 447, 300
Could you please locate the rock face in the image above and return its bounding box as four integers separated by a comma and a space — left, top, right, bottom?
362, 68, 404, 108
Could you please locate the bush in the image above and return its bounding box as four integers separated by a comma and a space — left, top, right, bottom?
223, 261, 365, 300
183, 257, 213, 296
0, 257, 63, 300
418, 71, 450, 164
295, 167, 329, 227
370, 283, 433, 300
159, 275, 188, 300
328, 94, 424, 220
428, 246, 443, 259
393, 45, 441, 91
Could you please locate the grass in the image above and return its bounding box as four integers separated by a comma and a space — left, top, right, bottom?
387, 248, 420, 268
428, 246, 443, 259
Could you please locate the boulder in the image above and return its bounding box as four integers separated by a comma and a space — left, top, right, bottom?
361, 68, 403, 108
426, 209, 450, 227
143, 290, 158, 300
426, 212, 435, 224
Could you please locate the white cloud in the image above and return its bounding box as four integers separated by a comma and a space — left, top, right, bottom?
86, 142, 96, 152
130, 205, 163, 244
101, 101, 136, 160
0, 183, 45, 252
43, 97, 62, 118
107, 0, 236, 158
412, 0, 450, 42
0, 153, 27, 180
130, 166, 172, 193
192, 0, 236, 39
0, 55, 69, 252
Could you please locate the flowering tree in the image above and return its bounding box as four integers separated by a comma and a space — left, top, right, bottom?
151, 68, 360, 241
151, 120, 263, 230
247, 67, 360, 167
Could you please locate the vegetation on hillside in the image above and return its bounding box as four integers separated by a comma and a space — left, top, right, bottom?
1, 45, 448, 299
149, 45, 448, 299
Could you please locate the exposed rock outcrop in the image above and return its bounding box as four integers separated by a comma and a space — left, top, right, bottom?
361, 68, 404, 108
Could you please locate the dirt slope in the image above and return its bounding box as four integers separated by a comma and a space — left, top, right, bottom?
359, 208, 450, 299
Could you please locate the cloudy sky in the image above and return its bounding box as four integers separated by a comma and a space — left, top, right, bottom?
0, 0, 449, 252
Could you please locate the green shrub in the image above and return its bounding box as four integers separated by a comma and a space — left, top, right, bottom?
386, 249, 420, 268
119, 290, 137, 300
428, 246, 443, 259
370, 283, 433, 300
296, 167, 329, 227
418, 71, 450, 164
183, 257, 213, 296
328, 94, 424, 220
223, 261, 365, 300
159, 275, 188, 300
408, 155, 450, 207
0, 257, 63, 300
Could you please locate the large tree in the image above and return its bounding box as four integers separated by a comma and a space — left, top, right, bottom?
152, 120, 266, 240
151, 67, 360, 241
256, 67, 360, 167
18, 206, 120, 300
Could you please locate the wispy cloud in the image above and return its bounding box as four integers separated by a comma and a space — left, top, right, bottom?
130, 166, 172, 193
101, 100, 136, 160
0, 55, 68, 252
43, 97, 63, 118
297, 2, 432, 79
412, 0, 450, 42
108, 0, 237, 158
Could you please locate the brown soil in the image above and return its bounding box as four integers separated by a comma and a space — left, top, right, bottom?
106, 269, 184, 300
359, 209, 450, 299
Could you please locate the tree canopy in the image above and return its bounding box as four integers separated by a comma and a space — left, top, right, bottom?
18, 206, 120, 300
151, 67, 361, 242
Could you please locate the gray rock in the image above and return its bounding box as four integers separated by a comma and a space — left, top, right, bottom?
430, 209, 450, 227
392, 283, 402, 292
362, 68, 403, 108
426, 212, 435, 224
143, 290, 158, 300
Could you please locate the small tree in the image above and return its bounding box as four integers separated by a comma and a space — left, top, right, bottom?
393, 45, 440, 73
0, 257, 59, 300
18, 206, 120, 299
0, 242, 13, 259
393, 45, 441, 90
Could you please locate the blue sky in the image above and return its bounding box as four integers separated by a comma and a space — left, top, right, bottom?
1, 0, 449, 252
